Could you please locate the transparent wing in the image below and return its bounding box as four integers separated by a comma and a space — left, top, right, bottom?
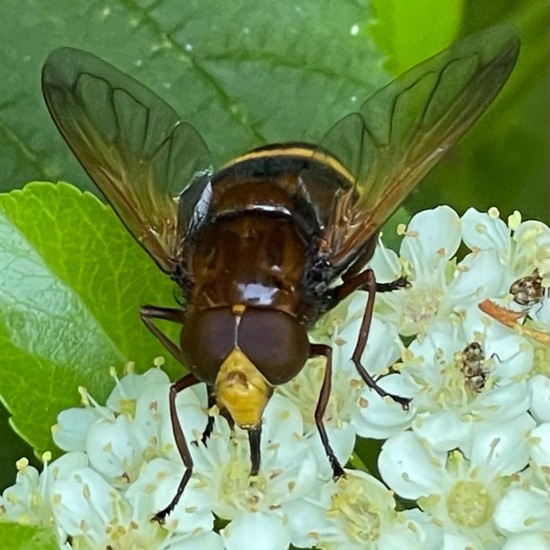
42, 47, 211, 273
320, 26, 520, 270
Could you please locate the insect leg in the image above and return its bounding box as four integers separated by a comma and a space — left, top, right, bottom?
334, 269, 411, 409
191, 391, 216, 448
338, 271, 409, 300
155, 372, 201, 522
310, 343, 345, 478
140, 305, 185, 363
375, 276, 410, 293
248, 425, 262, 476
141, 306, 216, 447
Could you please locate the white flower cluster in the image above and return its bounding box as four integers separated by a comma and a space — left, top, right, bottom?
1, 207, 548, 550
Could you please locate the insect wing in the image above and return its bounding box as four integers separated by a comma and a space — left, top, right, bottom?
320, 26, 520, 269
42, 48, 212, 273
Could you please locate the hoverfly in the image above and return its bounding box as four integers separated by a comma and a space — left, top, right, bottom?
42, 26, 519, 520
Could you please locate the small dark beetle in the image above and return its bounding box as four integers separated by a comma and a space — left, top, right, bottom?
459, 342, 491, 392
510, 269, 545, 307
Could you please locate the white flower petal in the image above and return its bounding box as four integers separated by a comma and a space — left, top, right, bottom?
50, 467, 116, 538
502, 533, 550, 550
412, 411, 472, 452
49, 452, 89, 482
351, 374, 413, 439
126, 457, 215, 534
335, 312, 401, 376
407, 320, 459, 365
443, 532, 484, 550
530, 296, 549, 326
488, 334, 533, 380
512, 220, 550, 270
378, 432, 445, 499
529, 375, 550, 422
265, 447, 318, 503
191, 416, 233, 472
53, 407, 110, 452
529, 423, 550, 468
450, 250, 509, 304
261, 394, 304, 454
133, 380, 211, 465
106, 368, 170, 412
283, 487, 330, 548
398, 509, 445, 550
310, 422, 356, 479
222, 511, 291, 550
0, 466, 40, 522
401, 206, 461, 273
378, 509, 444, 550
166, 531, 225, 550
86, 415, 139, 478
132, 381, 171, 450
474, 381, 531, 422
494, 487, 549, 534
369, 239, 402, 282
462, 414, 536, 475
461, 302, 518, 343
287, 471, 399, 549
461, 208, 510, 256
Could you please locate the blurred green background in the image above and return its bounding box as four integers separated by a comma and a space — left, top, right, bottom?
0, 0, 547, 493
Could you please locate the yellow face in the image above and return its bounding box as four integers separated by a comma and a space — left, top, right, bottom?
215, 347, 273, 429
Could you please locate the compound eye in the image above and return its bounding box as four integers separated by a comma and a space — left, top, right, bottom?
238, 308, 309, 385
180, 308, 235, 383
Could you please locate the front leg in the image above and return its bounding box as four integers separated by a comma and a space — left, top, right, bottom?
140, 306, 206, 521
332, 269, 411, 409
310, 343, 345, 478
337, 273, 410, 299
155, 372, 201, 522
140, 305, 186, 363
191, 391, 216, 448
322, 272, 409, 312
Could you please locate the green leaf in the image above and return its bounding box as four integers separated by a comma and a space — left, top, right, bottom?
0, 402, 38, 491
408, 0, 549, 221
353, 437, 383, 478
0, 0, 387, 193
0, 182, 178, 456
0, 524, 58, 550
369, 0, 463, 74
1, 0, 545, 216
